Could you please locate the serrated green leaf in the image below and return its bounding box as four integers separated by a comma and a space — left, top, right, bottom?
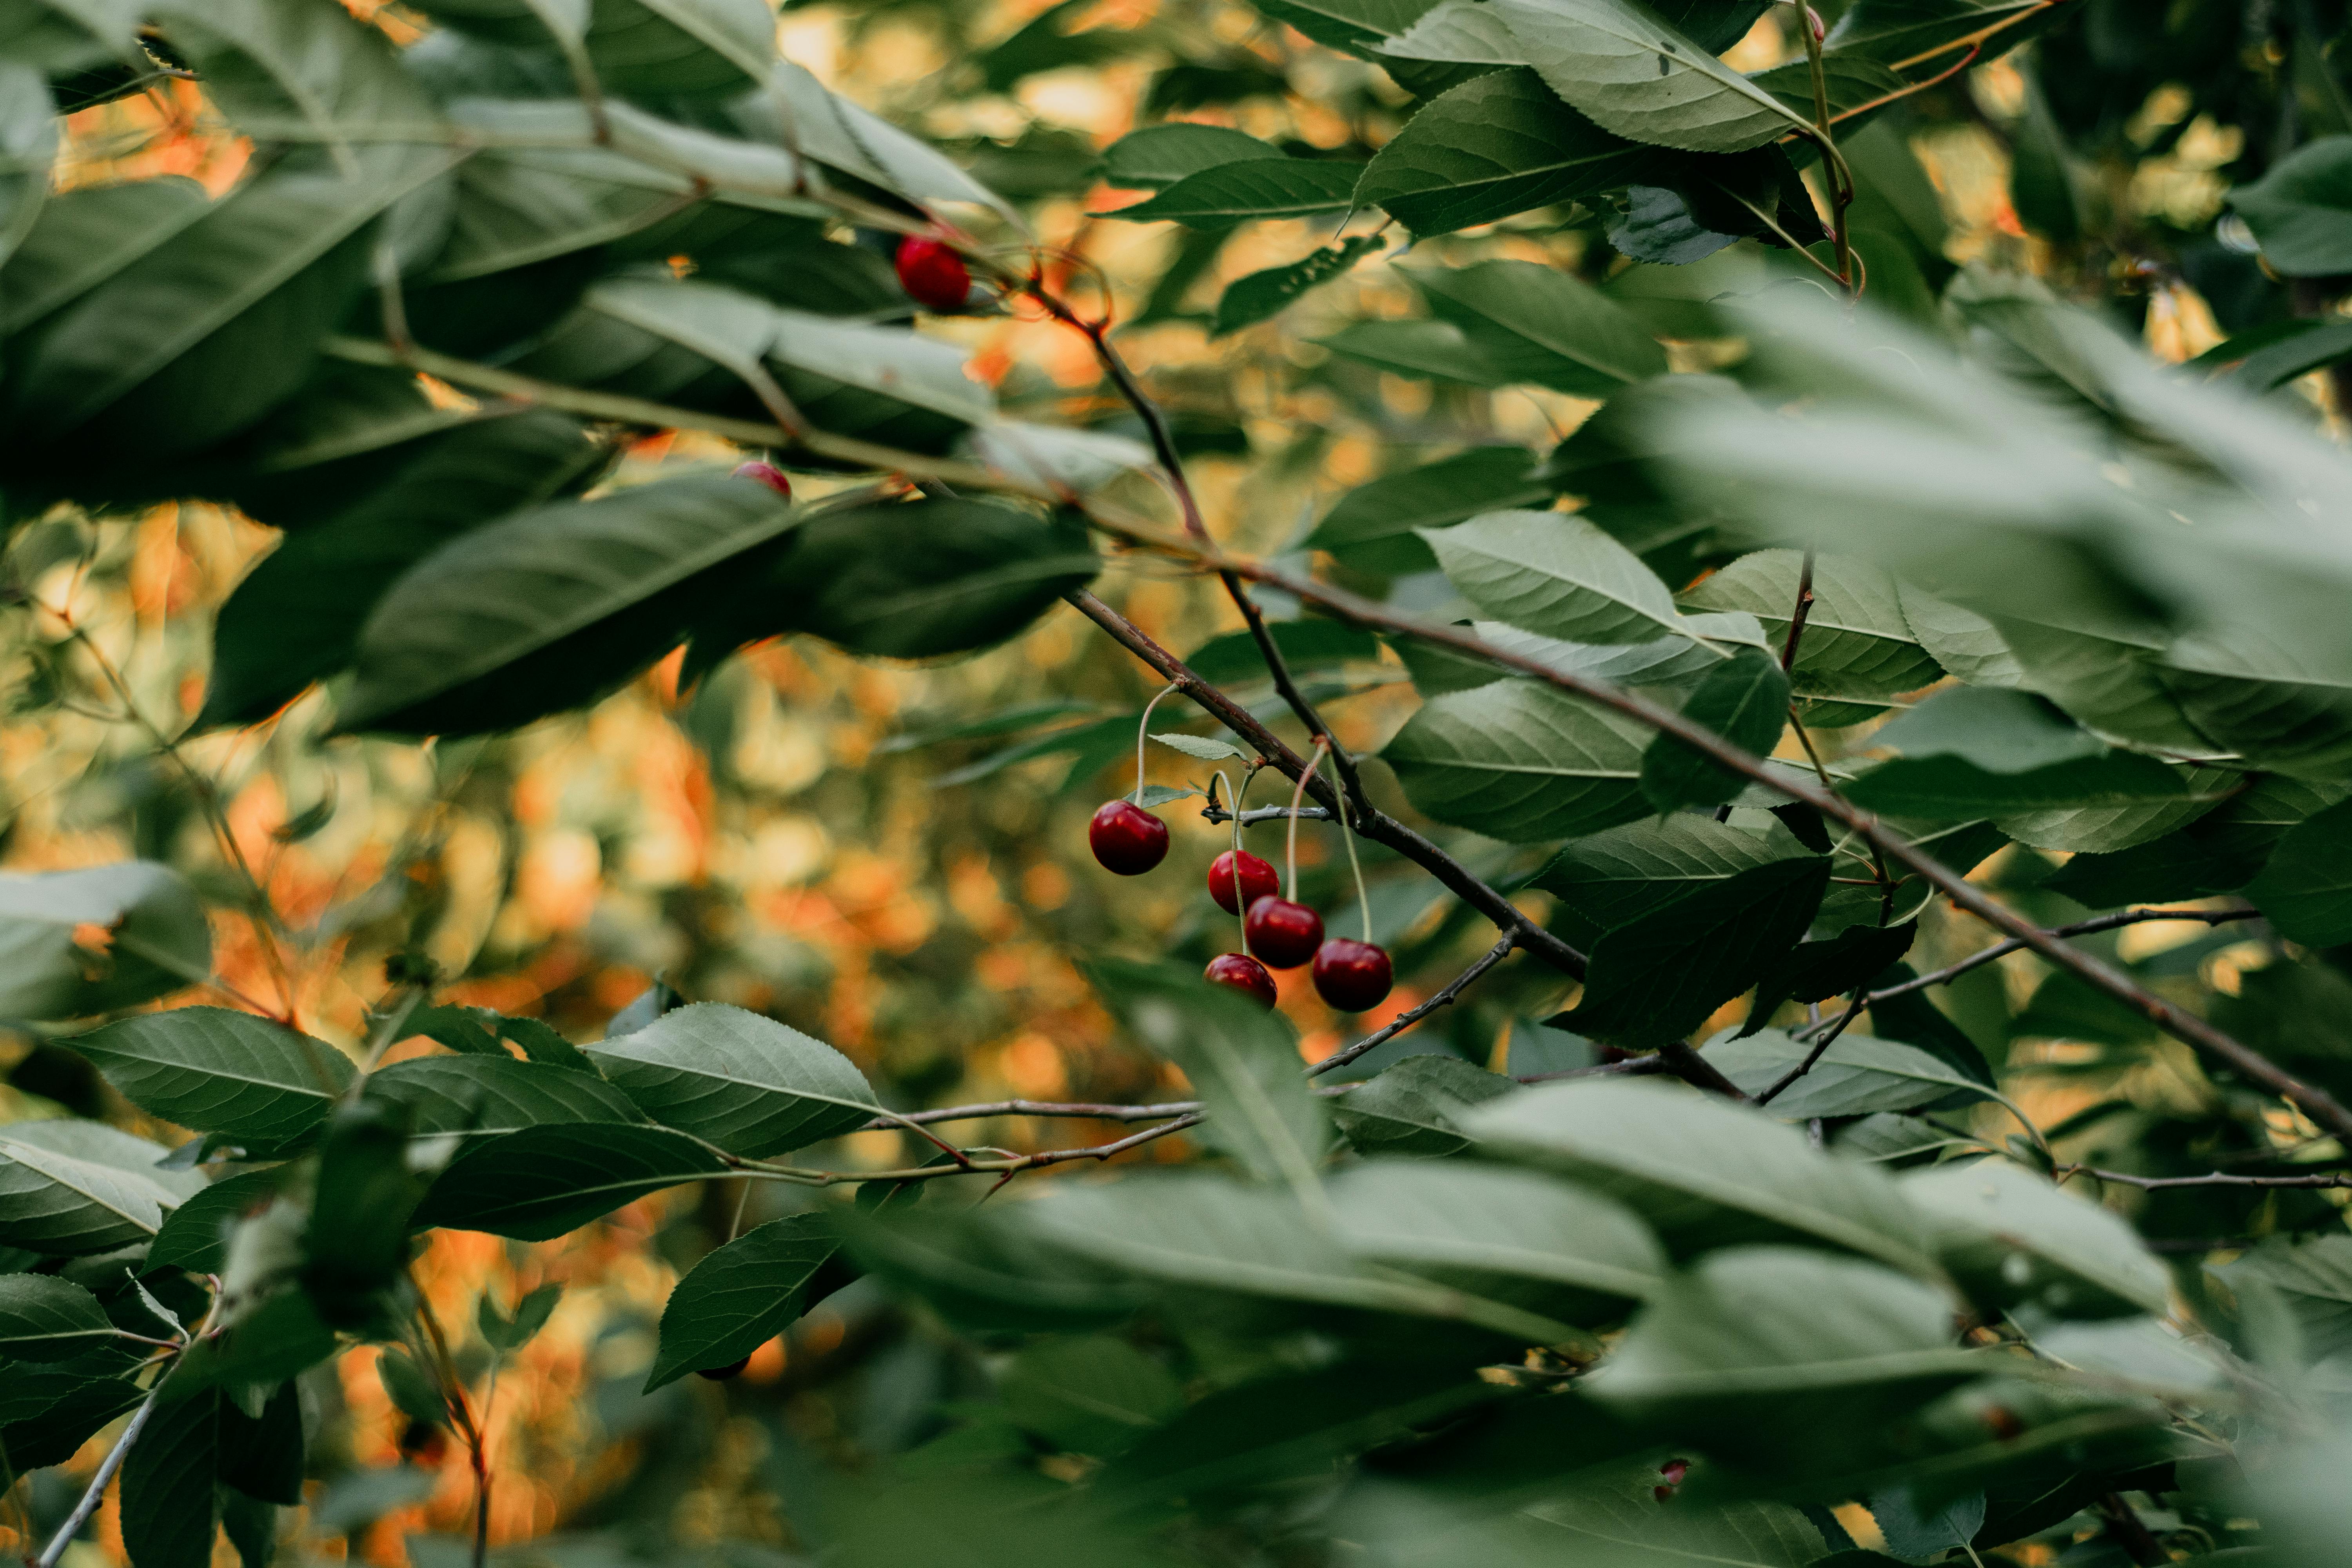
1463, 1078, 1937, 1274
583, 0, 774, 97
1535, 814, 1821, 948
1708, 1029, 1986, 1120
0, 1121, 198, 1255
1332, 1054, 1517, 1157
1426, 509, 1688, 645
2247, 796, 2352, 946
1680, 549, 1944, 706
119, 1387, 220, 1568
1640, 649, 1790, 813
145, 1167, 281, 1278
1109, 158, 1363, 229
1151, 731, 1247, 761
1213, 233, 1382, 336
1100, 123, 1281, 189
1382, 679, 1656, 842
0, 1274, 116, 1361
1306, 446, 1548, 575
149, 0, 437, 161
1490, 0, 1812, 154
646, 1212, 837, 1390
585, 1001, 878, 1158
65, 1007, 352, 1151
412, 1122, 730, 1240
361, 1054, 646, 1138
1411, 261, 1667, 396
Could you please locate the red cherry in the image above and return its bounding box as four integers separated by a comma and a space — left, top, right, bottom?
733, 460, 792, 498
1245, 896, 1323, 970
696, 1354, 753, 1381
895, 236, 971, 312
1204, 952, 1277, 1009
1089, 800, 1169, 875
1312, 937, 1393, 1011
1659, 1459, 1690, 1486
1207, 849, 1280, 915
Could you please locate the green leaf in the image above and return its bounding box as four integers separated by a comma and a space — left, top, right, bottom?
1379, 0, 1529, 64
1534, 810, 1820, 948
1150, 731, 1247, 762
2247, 797, 2352, 947
1825, 0, 2051, 64
478, 1282, 563, 1352
361, 1054, 647, 1138
0, 174, 209, 337
304, 1102, 431, 1329
120, 1387, 220, 1568
5, 154, 457, 466
1109, 158, 1363, 229
955, 420, 1153, 495
0, 1121, 197, 1255
1410, 261, 1668, 396
0, 861, 211, 1021
1183, 619, 1385, 685
1099, 123, 1281, 189
338, 471, 797, 735
0, 0, 140, 71
1896, 590, 2025, 686
1462, 1078, 1938, 1274
1907, 1161, 2169, 1321
412, 1122, 730, 1240
1427, 509, 1691, 646
1680, 549, 1944, 712
2225, 1236, 2352, 1359
1708, 1029, 1989, 1120
585, 1000, 878, 1158
1212, 233, 1382, 336
145, 1167, 281, 1278
839, 1203, 1144, 1335
583, 0, 775, 98
2049, 776, 2349, 906
1305, 447, 1548, 575
1318, 318, 1510, 384
2203, 318, 2352, 392
780, 499, 1099, 662
1091, 960, 1328, 1196
1586, 1246, 1982, 1476
1331, 1054, 1518, 1157
1640, 649, 1790, 813
160, 1287, 337, 1398
1741, 919, 1917, 1036
201, 410, 611, 728
1847, 756, 2190, 820
1382, 679, 1656, 842
0, 1352, 145, 1469
65, 1007, 353, 1151
0, 1274, 116, 1361
377, 1348, 449, 1428
999, 1336, 1185, 1456
646, 1211, 837, 1390
1457, 1495, 1829, 1568
148, 0, 437, 159
1356, 67, 1656, 237
1555, 857, 1830, 1045
1994, 766, 2240, 854
1606, 145, 1828, 264
218, 1379, 303, 1504
0, 62, 54, 270
2230, 135, 2352, 277
1328, 1159, 1663, 1325
1490, 0, 1813, 153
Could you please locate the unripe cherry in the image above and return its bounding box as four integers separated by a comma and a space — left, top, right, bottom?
1203, 952, 1277, 1009
1311, 937, 1392, 1012
1207, 849, 1279, 915
1089, 799, 1169, 875
1244, 895, 1322, 969
895, 236, 971, 312
696, 1354, 753, 1381
733, 460, 792, 497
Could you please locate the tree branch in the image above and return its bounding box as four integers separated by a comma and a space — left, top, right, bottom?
1309, 934, 1517, 1078
34, 1391, 160, 1568
2065, 1166, 2352, 1191
1755, 987, 1869, 1105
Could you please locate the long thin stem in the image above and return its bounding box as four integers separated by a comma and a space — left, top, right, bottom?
1798, 5, 1856, 295
2065, 1166, 2352, 1191
1131, 682, 1178, 804
34, 1393, 160, 1568
1308, 934, 1515, 1078
1754, 987, 1868, 1105
1285, 738, 1327, 900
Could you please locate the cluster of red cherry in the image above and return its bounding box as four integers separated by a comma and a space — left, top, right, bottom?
1088, 746, 1394, 1014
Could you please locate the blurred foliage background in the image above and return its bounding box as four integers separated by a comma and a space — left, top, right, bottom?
3, 0, 2338, 1561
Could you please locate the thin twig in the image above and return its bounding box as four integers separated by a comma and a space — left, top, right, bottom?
1655, 1040, 1748, 1100
2098, 1493, 2169, 1568
1755, 987, 1869, 1105
2064, 1166, 2352, 1191
33, 1392, 160, 1568
1201, 804, 1335, 825
1310, 935, 1517, 1078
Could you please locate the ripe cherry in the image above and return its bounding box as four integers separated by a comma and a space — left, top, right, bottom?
895, 236, 971, 312
733, 460, 792, 498
1089, 800, 1169, 875
1207, 849, 1279, 915
1312, 937, 1393, 1012
1245, 895, 1323, 969
1204, 952, 1277, 1009
696, 1354, 753, 1381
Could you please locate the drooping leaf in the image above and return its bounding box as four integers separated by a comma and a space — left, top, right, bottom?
1108, 158, 1364, 229
2230, 136, 2352, 278
148, 0, 438, 160
64, 1007, 353, 1151
584, 1001, 880, 1158
1382, 679, 1655, 842
0, 1121, 198, 1255
645, 1211, 837, 1390
1907, 1161, 2170, 1321
1426, 509, 1691, 646
1640, 649, 1790, 813
412, 1122, 731, 1240
1740, 919, 1917, 1036
303, 1102, 432, 1330
583, 0, 775, 98
1305, 447, 1549, 575
1554, 856, 1830, 1045
0, 1274, 116, 1361
1462, 1078, 1938, 1274
1332, 1054, 1518, 1157
119, 1386, 220, 1568
1488, 0, 1814, 154
1355, 67, 1656, 237
145, 1167, 282, 1278
0, 861, 211, 1021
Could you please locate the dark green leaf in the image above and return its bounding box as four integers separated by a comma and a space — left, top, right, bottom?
412, 1122, 730, 1240
1825, 0, 2051, 64
584, 0, 774, 98
0, 1273, 115, 1361
1385, 677, 1657, 842
1317, 318, 1509, 384
838, 1202, 1143, 1335
646, 1211, 837, 1390
1606, 144, 1827, 264
2230, 135, 2352, 277
219, 1493, 276, 1568
1356, 67, 1655, 237
1710, 1029, 1991, 1120
478, 1282, 562, 1352
1741, 919, 1916, 1036
0, 861, 210, 1021
149, 0, 436, 156
304, 1102, 428, 1328
1847, 752, 2190, 819
1463, 1078, 1937, 1274
65, 1007, 352, 1151
161, 1288, 338, 1397
145, 1168, 281, 1278
0, 0, 140, 71
1411, 260, 1667, 396
0, 174, 209, 337
0, 1350, 145, 1468
362, 1054, 646, 1138
1535, 813, 1821, 949
1640, 649, 1790, 813
1487, 0, 1812, 153
1680, 550, 1943, 713
1109, 159, 1362, 229
1305, 446, 1548, 575
1183, 619, 1384, 686
585, 1001, 878, 1158
1555, 856, 1830, 1045
2203, 318, 2352, 392
999, 1336, 1184, 1456
1332, 1054, 1517, 1156
1907, 1160, 2170, 1321
2225, 1236, 2352, 1359
1213, 233, 1382, 336
2247, 797, 2352, 946
978, 0, 1140, 92
120, 1388, 219, 1568
1428, 508, 1693, 644
1099, 122, 1280, 189
377, 1348, 449, 1428
0, 1121, 198, 1255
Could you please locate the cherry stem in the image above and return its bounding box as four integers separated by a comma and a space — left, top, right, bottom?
1330, 750, 1371, 943
1131, 682, 1178, 804
1215, 768, 1250, 952
1287, 737, 1328, 900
